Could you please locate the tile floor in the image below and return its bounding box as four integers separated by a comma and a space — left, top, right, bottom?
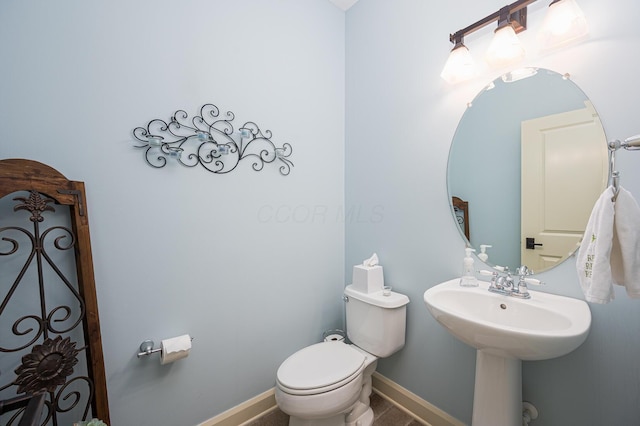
246, 392, 422, 426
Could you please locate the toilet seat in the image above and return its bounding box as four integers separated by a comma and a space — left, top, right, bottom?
276, 341, 365, 396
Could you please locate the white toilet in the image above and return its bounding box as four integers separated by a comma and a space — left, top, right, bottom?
275, 284, 410, 426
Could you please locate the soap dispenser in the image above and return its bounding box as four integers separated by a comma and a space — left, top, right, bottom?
460, 247, 478, 287
478, 245, 492, 263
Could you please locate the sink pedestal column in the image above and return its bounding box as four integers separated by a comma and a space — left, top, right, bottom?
472, 351, 521, 426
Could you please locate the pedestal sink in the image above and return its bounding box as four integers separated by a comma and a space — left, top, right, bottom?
424, 279, 591, 426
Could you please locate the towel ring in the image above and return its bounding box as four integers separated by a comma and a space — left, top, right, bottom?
607, 135, 640, 202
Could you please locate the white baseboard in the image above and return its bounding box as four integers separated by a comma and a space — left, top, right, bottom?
198, 388, 277, 426
371, 372, 465, 426
199, 373, 464, 426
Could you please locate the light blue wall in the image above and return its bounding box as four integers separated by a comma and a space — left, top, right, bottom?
346, 0, 640, 425
0, 1, 345, 425
3, 1, 640, 425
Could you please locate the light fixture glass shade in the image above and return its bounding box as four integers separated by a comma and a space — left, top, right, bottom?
440, 44, 476, 84
538, 0, 588, 50
485, 25, 525, 69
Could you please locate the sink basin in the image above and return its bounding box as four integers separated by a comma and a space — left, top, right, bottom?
424, 278, 591, 425
423, 278, 591, 360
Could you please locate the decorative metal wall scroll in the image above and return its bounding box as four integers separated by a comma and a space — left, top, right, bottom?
133, 103, 294, 176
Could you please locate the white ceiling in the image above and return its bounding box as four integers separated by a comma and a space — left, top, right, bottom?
328, 0, 360, 11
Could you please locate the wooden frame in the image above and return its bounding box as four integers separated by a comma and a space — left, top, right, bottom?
452, 196, 470, 241
0, 159, 109, 424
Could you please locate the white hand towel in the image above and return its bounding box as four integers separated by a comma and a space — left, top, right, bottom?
576, 186, 616, 304
611, 186, 640, 297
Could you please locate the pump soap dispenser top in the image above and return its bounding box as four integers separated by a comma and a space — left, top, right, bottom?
478, 245, 492, 262
460, 247, 479, 287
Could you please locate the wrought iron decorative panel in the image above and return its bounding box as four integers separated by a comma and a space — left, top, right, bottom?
0, 160, 109, 426
452, 196, 470, 241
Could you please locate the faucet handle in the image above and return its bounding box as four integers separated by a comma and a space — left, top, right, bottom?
524, 278, 545, 286
479, 269, 496, 277
479, 270, 499, 285
516, 265, 532, 276
515, 265, 545, 286
479, 270, 500, 288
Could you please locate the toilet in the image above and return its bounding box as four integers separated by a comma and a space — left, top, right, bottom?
275, 284, 410, 426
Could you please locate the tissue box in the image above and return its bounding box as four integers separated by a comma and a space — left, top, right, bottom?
352, 265, 384, 294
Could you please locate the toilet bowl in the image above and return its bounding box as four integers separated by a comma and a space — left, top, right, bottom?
276, 341, 377, 425
275, 285, 409, 426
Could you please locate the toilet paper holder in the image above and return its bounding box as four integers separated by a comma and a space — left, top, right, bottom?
136, 337, 194, 358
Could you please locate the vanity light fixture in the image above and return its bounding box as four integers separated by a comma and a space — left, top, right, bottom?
538, 0, 588, 50
441, 0, 588, 84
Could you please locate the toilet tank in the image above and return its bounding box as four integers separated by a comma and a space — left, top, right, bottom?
344, 285, 410, 358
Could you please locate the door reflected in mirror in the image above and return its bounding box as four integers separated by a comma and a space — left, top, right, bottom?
447, 68, 608, 274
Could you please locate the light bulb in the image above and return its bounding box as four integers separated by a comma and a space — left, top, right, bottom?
441, 44, 476, 84
485, 25, 525, 69
538, 0, 588, 50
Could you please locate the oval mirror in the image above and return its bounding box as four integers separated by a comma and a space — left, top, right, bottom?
447, 68, 609, 274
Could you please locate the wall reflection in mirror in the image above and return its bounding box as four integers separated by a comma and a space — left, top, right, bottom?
447, 68, 608, 274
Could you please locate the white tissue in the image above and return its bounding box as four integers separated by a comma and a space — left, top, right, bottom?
160, 334, 192, 365
363, 253, 379, 267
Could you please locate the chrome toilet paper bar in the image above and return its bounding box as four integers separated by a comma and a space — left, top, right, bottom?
136, 337, 194, 358
137, 340, 162, 358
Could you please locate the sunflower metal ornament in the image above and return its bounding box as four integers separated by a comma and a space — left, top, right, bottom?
14, 336, 80, 394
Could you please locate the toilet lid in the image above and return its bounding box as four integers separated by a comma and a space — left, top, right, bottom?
277, 342, 365, 392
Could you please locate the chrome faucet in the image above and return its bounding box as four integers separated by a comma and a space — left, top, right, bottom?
488, 267, 513, 296
484, 266, 544, 298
